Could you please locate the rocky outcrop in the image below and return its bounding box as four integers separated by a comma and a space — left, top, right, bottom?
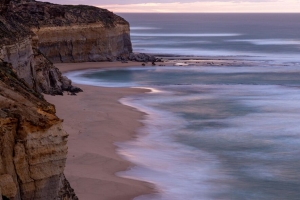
0, 62, 77, 200
0, 11, 83, 95
128, 53, 157, 62
5, 0, 132, 63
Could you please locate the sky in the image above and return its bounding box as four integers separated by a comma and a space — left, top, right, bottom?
40, 0, 300, 13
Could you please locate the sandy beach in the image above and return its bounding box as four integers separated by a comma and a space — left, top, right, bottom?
44, 59, 265, 200
45, 61, 154, 200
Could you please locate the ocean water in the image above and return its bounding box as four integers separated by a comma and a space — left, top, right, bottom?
119, 13, 300, 62
67, 14, 300, 200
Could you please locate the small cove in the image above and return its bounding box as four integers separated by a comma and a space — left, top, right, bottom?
67, 64, 300, 200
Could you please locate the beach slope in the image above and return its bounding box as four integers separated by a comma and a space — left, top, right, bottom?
45, 62, 153, 200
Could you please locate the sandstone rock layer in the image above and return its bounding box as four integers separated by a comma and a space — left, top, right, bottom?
7, 0, 132, 63
0, 62, 77, 200
0, 14, 75, 95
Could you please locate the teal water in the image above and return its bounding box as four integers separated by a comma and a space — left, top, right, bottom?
67, 65, 300, 200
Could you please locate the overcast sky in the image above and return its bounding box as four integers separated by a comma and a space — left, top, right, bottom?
39, 0, 300, 12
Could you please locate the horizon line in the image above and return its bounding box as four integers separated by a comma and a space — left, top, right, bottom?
115, 12, 300, 14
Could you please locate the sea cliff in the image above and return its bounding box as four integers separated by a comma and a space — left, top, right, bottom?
0, 0, 78, 198
0, 0, 133, 199
6, 0, 132, 63
0, 4, 74, 95
0, 62, 77, 200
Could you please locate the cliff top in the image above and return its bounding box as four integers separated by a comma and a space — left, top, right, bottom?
2, 0, 129, 28
0, 16, 31, 44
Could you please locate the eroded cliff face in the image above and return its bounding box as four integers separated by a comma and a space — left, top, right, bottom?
6, 0, 132, 63
34, 24, 131, 62
0, 1, 132, 199
0, 15, 76, 95
0, 62, 77, 199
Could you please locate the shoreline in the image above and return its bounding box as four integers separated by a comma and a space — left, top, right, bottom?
44, 58, 271, 199
45, 61, 155, 200
54, 58, 273, 75
55, 61, 144, 73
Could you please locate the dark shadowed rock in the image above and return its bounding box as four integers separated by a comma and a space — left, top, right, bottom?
60, 76, 72, 91
68, 86, 83, 93
0, 0, 86, 95
128, 53, 157, 62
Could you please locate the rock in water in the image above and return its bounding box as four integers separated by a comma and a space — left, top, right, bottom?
129, 53, 157, 62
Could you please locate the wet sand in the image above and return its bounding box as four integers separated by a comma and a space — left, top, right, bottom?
45, 61, 154, 200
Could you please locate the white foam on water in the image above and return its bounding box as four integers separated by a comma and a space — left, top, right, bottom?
116, 95, 234, 200
227, 39, 300, 46
131, 87, 163, 93
118, 83, 300, 200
